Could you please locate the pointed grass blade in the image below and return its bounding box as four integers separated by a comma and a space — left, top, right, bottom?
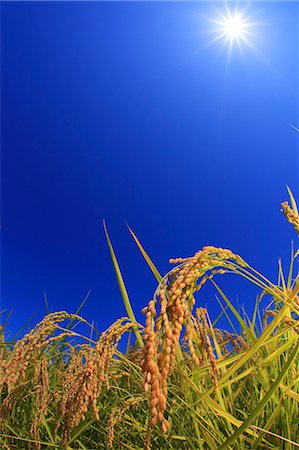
127, 225, 162, 283
250, 398, 283, 450
0, 430, 59, 448
10, 311, 37, 342
218, 303, 288, 389
214, 294, 237, 333
286, 185, 299, 216
64, 289, 92, 331
251, 424, 299, 449
218, 340, 299, 450
103, 221, 143, 348
211, 281, 256, 341
250, 295, 260, 335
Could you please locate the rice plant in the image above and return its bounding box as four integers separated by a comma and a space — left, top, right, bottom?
0, 188, 299, 449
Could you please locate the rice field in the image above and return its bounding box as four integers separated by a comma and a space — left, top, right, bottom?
1, 189, 299, 449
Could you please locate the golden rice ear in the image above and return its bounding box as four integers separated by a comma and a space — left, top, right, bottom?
281, 201, 299, 236
141, 245, 251, 433
280, 186, 299, 236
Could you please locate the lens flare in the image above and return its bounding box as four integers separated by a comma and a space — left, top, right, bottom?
222, 13, 246, 41
217, 8, 252, 49
202, 4, 259, 59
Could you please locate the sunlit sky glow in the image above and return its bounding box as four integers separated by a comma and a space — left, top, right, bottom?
203, 4, 260, 59
220, 12, 249, 42
2, 1, 298, 338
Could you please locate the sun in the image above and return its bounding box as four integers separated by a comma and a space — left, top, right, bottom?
217, 8, 252, 48
221, 13, 246, 42
202, 4, 258, 57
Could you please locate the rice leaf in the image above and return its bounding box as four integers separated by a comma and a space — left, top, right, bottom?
103, 221, 143, 348
218, 340, 299, 449
127, 225, 162, 283
286, 185, 299, 216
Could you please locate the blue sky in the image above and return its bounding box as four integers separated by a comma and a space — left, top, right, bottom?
1, 1, 298, 338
